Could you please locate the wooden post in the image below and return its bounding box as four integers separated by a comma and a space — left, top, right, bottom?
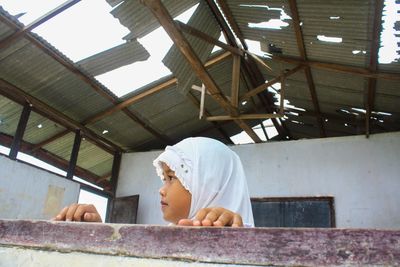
66, 130, 82, 179
9, 103, 31, 160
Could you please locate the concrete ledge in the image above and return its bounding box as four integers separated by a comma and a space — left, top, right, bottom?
0, 220, 399, 266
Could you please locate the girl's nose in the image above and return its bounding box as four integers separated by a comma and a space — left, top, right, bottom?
159, 186, 166, 197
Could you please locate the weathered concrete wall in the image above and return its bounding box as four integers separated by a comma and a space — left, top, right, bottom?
0, 220, 399, 266
0, 155, 80, 220
118, 132, 400, 228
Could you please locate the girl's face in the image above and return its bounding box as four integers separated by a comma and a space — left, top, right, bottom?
159, 162, 191, 224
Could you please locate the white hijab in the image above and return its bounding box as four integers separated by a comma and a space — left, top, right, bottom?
153, 137, 254, 227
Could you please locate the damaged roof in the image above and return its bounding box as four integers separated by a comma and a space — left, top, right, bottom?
0, 0, 399, 193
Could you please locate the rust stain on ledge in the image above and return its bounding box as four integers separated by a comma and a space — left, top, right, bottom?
0, 219, 399, 266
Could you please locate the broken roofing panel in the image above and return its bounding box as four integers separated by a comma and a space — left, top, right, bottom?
77, 40, 150, 77
225, 0, 300, 58
109, 0, 199, 40
162, 1, 221, 94
297, 0, 373, 67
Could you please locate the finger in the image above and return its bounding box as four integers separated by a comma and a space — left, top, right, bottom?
231, 214, 243, 227
65, 204, 79, 221
73, 204, 97, 222
177, 219, 194, 226
54, 206, 69, 221
202, 209, 221, 226
194, 208, 210, 226
213, 211, 232, 227
83, 212, 102, 222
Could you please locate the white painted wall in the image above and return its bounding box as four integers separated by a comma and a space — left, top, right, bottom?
118, 132, 400, 228
0, 155, 80, 220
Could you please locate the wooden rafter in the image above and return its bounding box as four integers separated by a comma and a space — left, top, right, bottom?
231, 54, 240, 108
365, 0, 384, 137
0, 78, 122, 153
29, 51, 232, 152
141, 0, 262, 143
273, 56, 400, 81
241, 65, 304, 101
289, 0, 326, 137
186, 92, 234, 144
206, 0, 291, 140
215, 0, 248, 50
0, 12, 172, 147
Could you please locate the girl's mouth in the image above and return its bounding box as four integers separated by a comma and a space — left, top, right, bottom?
160, 201, 168, 209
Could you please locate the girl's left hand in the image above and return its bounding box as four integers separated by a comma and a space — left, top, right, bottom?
177, 207, 243, 227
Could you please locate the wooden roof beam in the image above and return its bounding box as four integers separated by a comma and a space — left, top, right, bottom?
273, 56, 400, 81
365, 0, 384, 138
29, 52, 232, 153
289, 0, 326, 137
186, 92, 234, 144
205, 0, 290, 140
0, 78, 122, 153
141, 0, 261, 143
0, 12, 173, 147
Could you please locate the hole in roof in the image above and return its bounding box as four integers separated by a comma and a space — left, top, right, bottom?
379, 0, 400, 64
317, 35, 343, 43
240, 4, 291, 30
352, 50, 367, 55
96, 3, 199, 98
31, 1, 130, 62
0, 0, 66, 25
211, 32, 227, 53
245, 39, 271, 57
269, 84, 306, 112
230, 119, 278, 144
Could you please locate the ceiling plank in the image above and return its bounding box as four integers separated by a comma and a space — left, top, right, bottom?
365, 0, 384, 137
289, 0, 326, 137
141, 0, 262, 143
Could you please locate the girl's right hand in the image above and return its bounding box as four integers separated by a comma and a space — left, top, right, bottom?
177, 207, 243, 227
53, 203, 102, 222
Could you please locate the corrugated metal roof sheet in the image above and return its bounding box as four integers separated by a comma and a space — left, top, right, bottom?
163, 1, 220, 94
0, 1, 399, 187
77, 139, 113, 177
87, 111, 155, 150
0, 96, 23, 136
109, 0, 199, 40
225, 0, 300, 58
0, 41, 115, 122
23, 112, 67, 145
77, 40, 150, 76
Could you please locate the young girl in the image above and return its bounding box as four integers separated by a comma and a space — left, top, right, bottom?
154, 137, 254, 227
55, 137, 254, 227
